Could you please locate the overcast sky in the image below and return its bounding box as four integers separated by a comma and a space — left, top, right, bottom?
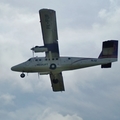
0, 0, 120, 120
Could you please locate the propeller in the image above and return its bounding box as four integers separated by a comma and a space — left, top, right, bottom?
31, 46, 35, 57
32, 50, 34, 57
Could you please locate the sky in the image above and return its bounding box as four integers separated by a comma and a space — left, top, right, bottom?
0, 0, 120, 120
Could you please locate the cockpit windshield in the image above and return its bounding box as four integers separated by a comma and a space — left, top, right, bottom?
28, 58, 32, 61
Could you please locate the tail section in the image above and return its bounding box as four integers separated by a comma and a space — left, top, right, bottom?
99, 40, 118, 59
98, 40, 118, 68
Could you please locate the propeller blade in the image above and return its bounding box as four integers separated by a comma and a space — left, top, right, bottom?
32, 50, 34, 57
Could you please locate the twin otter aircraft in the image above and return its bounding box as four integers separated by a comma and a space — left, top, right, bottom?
11, 9, 118, 92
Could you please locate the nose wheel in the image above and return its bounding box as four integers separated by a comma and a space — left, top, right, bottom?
20, 73, 25, 78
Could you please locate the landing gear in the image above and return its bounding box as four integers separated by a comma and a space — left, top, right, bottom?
49, 63, 56, 70
20, 73, 25, 78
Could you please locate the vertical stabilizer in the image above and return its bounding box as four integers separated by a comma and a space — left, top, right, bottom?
99, 40, 118, 59
99, 40, 118, 68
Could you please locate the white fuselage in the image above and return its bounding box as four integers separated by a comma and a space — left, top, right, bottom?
11, 56, 117, 74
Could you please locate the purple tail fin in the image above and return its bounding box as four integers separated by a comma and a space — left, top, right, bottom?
98, 40, 118, 59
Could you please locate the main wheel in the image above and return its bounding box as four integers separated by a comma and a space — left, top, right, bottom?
20, 73, 25, 78
49, 63, 56, 70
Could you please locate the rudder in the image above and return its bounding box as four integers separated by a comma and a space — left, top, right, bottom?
99, 40, 118, 68
98, 40, 118, 59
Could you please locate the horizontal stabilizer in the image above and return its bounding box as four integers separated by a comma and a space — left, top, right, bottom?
101, 63, 111, 68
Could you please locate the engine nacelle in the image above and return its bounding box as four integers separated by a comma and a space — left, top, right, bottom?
31, 46, 48, 52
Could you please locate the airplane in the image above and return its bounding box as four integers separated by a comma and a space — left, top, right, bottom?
11, 9, 118, 92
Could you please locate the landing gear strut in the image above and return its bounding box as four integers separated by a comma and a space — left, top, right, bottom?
20, 73, 25, 78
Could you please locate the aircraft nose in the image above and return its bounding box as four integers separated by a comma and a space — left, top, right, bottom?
11, 66, 17, 71
11, 64, 24, 72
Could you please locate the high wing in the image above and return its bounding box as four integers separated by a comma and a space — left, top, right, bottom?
50, 72, 65, 91
39, 9, 59, 58
39, 9, 65, 92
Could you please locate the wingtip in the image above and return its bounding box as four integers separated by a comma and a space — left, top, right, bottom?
39, 8, 55, 13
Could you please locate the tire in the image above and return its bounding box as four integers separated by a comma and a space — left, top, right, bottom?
49, 63, 56, 70
20, 73, 25, 78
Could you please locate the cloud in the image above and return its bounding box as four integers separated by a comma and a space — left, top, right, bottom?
38, 108, 83, 120
0, 106, 83, 120
0, 93, 15, 105
43, 113, 83, 120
